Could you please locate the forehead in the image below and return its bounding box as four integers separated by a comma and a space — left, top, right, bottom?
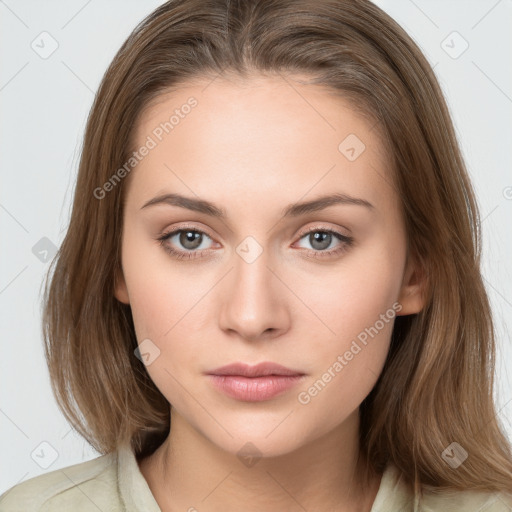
126, 74, 394, 215
137, 73, 380, 148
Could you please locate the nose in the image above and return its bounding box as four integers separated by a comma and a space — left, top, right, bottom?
217, 247, 290, 342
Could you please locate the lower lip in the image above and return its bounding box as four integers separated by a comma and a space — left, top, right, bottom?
207, 374, 305, 402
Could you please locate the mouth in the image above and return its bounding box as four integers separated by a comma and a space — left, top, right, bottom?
206, 362, 306, 402
207, 361, 305, 378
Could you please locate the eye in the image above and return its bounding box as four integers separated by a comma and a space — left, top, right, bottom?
294, 227, 354, 259
156, 225, 354, 260
157, 226, 216, 260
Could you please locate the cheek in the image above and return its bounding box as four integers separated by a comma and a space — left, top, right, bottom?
293, 248, 403, 344
122, 239, 218, 384
123, 258, 209, 404
126, 267, 201, 344
120, 223, 203, 336
290, 246, 403, 402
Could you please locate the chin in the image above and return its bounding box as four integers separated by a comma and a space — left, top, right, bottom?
197, 416, 315, 461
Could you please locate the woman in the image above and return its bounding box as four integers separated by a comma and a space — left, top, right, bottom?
1, 0, 511, 510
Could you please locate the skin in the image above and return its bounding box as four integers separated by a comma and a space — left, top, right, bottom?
114, 73, 425, 512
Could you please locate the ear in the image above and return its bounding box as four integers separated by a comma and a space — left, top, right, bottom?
114, 267, 130, 305
396, 252, 426, 316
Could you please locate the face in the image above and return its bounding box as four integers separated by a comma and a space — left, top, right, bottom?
115, 73, 424, 458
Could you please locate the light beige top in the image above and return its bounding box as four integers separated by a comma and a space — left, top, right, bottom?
0, 444, 511, 511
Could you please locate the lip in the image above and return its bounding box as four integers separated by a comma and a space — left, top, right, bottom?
206, 362, 306, 402
207, 362, 304, 378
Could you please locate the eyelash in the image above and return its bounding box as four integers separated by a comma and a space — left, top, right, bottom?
156, 224, 354, 261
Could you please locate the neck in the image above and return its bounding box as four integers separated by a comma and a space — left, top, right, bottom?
138, 407, 381, 512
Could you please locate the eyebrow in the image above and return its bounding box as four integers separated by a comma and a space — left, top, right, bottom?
140, 192, 374, 218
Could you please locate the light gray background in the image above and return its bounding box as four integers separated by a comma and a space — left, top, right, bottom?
1, 0, 511, 494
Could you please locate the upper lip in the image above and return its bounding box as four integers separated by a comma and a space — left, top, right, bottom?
207, 362, 304, 377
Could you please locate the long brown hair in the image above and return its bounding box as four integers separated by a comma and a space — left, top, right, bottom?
42, 0, 512, 500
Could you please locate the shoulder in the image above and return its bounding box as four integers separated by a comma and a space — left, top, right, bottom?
376, 464, 512, 512
0, 451, 120, 511
420, 487, 512, 511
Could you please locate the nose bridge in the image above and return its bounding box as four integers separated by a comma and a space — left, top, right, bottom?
233, 241, 274, 302
218, 235, 289, 340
